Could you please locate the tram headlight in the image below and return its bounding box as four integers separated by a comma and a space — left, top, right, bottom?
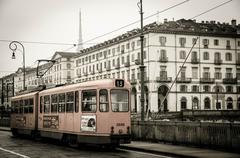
111, 126, 114, 134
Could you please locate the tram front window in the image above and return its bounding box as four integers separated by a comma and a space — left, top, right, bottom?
111, 89, 129, 112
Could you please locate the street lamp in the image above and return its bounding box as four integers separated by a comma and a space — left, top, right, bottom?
9, 41, 26, 91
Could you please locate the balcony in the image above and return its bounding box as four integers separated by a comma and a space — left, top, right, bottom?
159, 57, 168, 63
176, 77, 192, 83
156, 77, 172, 82
115, 63, 120, 69
83, 72, 88, 76
124, 61, 130, 67
97, 68, 102, 73
130, 79, 137, 85
135, 59, 140, 65
106, 65, 111, 71
236, 60, 240, 66
191, 58, 199, 64
200, 78, 215, 84
214, 59, 222, 65
223, 78, 237, 84
90, 70, 95, 75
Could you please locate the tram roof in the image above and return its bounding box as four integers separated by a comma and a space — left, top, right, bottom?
39, 79, 130, 95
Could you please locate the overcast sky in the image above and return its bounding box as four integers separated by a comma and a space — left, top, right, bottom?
0, 0, 239, 77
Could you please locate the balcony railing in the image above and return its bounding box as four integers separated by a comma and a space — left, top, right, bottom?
176, 77, 192, 83
124, 61, 130, 67
115, 64, 120, 69
191, 58, 199, 64
223, 78, 237, 84
83, 72, 88, 76
214, 59, 222, 65
236, 60, 240, 66
97, 69, 102, 73
200, 78, 215, 84
156, 77, 172, 82
106, 65, 111, 71
130, 79, 137, 84
159, 57, 168, 62
90, 70, 95, 75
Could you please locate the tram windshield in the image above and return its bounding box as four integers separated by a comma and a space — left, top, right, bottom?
111, 89, 129, 112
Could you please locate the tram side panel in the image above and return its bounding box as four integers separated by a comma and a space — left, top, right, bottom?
11, 92, 38, 135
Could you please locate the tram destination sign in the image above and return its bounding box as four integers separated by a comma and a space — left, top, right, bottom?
115, 79, 124, 87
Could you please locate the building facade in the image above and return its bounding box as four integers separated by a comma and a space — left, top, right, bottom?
0, 51, 78, 108
74, 19, 240, 113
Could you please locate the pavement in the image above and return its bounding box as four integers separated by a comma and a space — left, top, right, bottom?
1, 126, 240, 158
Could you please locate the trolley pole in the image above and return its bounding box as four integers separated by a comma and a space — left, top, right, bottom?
139, 0, 145, 121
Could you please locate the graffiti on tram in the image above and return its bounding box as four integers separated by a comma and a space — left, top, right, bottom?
43, 116, 59, 129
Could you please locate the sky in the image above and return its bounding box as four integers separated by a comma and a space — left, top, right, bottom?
0, 0, 239, 77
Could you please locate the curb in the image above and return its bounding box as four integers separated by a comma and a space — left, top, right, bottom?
0, 127, 11, 132
119, 145, 195, 158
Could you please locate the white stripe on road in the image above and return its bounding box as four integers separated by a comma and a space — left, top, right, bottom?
0, 147, 30, 158
117, 148, 173, 158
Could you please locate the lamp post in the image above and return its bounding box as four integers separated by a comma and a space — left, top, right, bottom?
9, 41, 26, 91
138, 0, 145, 121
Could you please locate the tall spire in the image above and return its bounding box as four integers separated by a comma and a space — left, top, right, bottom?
77, 9, 83, 51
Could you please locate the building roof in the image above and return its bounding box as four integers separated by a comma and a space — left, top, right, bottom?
77, 19, 240, 57
51, 51, 80, 60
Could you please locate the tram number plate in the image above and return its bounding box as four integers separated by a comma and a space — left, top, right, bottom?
115, 79, 124, 87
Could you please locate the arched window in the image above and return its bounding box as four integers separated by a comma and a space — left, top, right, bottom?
158, 85, 169, 112
192, 97, 199, 110
226, 97, 233, 109
204, 97, 211, 109
181, 97, 187, 110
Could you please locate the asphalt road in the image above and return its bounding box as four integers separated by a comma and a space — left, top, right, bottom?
0, 131, 173, 158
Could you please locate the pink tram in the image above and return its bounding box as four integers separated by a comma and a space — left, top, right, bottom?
10, 79, 131, 146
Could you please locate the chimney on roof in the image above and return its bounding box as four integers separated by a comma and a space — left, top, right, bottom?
231, 19, 236, 26
201, 21, 204, 24
164, 18, 168, 23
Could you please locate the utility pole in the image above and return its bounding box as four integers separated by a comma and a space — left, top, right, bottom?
139, 0, 145, 121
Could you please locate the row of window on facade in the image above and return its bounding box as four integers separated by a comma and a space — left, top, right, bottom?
159, 36, 240, 48
179, 85, 240, 93
76, 39, 147, 66
160, 66, 239, 80
75, 53, 147, 76
180, 97, 240, 110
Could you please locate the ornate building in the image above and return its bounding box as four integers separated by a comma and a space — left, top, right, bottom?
74, 19, 240, 112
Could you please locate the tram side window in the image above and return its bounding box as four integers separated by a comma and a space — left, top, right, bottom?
75, 91, 79, 113
44, 95, 50, 113
11, 101, 17, 113
19, 100, 23, 114
82, 90, 96, 112
40, 96, 43, 113
111, 90, 129, 112
15, 101, 19, 113
29, 98, 33, 113
99, 89, 109, 112
51, 94, 58, 113
58, 93, 65, 113
24, 99, 29, 113
66, 92, 74, 112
